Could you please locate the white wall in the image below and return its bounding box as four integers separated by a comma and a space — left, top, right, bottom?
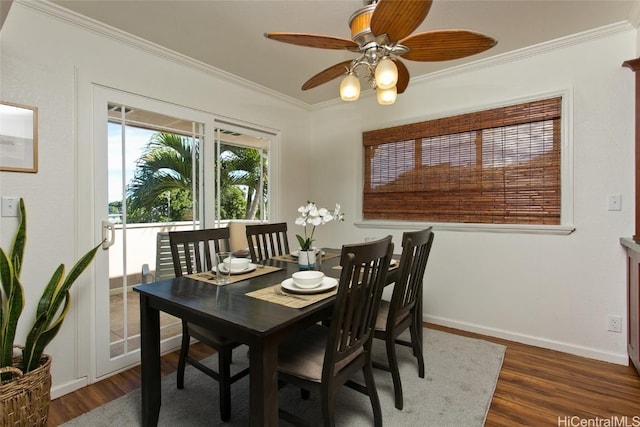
310, 25, 637, 364
0, 2, 311, 396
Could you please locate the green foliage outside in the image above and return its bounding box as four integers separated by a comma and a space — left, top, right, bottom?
220, 144, 268, 219
119, 132, 266, 223
108, 201, 122, 214
221, 185, 246, 219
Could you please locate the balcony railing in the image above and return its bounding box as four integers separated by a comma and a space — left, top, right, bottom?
108, 220, 262, 290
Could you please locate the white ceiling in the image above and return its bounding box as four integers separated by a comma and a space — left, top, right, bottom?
48, 0, 638, 106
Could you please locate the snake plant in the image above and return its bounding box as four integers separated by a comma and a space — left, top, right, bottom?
0, 198, 101, 375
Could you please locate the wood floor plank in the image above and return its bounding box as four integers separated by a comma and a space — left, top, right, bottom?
46, 325, 640, 426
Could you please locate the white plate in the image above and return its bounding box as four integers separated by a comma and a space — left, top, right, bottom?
290, 249, 325, 258
212, 263, 258, 275
281, 277, 338, 294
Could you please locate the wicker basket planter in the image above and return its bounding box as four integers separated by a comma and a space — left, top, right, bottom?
0, 351, 52, 427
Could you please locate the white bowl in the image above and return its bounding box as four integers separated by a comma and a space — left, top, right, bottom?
224, 257, 251, 273
292, 271, 325, 289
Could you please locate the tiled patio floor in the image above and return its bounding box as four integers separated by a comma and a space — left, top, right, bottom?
109, 291, 182, 358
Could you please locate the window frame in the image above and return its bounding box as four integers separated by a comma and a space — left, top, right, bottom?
204, 118, 281, 228
355, 90, 575, 235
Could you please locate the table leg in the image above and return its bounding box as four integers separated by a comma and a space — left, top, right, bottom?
249, 339, 279, 426
139, 294, 161, 426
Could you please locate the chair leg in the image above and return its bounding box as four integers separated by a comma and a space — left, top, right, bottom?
409, 321, 425, 378
386, 335, 404, 410
411, 319, 419, 357
362, 363, 383, 427
320, 386, 335, 427
177, 322, 190, 390
219, 348, 232, 421
413, 304, 423, 357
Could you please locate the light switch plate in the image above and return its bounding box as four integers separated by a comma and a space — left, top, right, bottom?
608, 194, 622, 211
1, 197, 20, 217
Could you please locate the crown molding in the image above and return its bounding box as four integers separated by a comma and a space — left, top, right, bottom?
411, 21, 635, 86
17, 0, 312, 110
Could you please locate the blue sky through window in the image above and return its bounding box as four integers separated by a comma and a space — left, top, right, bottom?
107, 123, 154, 204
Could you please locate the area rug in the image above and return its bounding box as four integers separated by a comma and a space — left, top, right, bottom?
62, 328, 505, 426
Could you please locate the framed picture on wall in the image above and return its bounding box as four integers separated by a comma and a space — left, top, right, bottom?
0, 101, 38, 173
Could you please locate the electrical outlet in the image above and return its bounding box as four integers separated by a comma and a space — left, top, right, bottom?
608, 315, 622, 333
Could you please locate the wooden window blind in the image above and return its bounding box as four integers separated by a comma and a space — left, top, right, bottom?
363, 97, 561, 224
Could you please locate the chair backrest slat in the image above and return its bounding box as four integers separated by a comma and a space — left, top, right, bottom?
168, 228, 231, 277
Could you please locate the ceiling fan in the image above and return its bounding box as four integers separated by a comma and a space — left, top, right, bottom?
265, 0, 497, 105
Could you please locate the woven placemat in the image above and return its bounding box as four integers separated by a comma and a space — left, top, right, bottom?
271, 251, 341, 264
245, 283, 337, 308
186, 265, 282, 286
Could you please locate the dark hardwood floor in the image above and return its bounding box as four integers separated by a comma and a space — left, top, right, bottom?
441, 325, 640, 426
46, 324, 640, 426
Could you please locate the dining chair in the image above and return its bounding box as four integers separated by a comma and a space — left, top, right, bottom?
373, 227, 435, 410
168, 228, 250, 422
277, 236, 394, 426
245, 222, 290, 262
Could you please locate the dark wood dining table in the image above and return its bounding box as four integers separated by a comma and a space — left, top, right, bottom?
133, 249, 400, 426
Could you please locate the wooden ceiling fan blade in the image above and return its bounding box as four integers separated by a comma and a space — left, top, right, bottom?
393, 59, 410, 94
370, 0, 432, 42
265, 32, 358, 50
401, 30, 497, 62
302, 60, 353, 90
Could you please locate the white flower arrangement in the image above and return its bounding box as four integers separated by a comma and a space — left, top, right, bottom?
295, 201, 344, 251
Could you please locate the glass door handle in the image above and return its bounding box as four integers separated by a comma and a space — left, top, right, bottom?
102, 220, 115, 249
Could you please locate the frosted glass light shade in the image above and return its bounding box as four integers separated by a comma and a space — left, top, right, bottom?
374, 57, 398, 90
377, 86, 397, 105
340, 74, 361, 101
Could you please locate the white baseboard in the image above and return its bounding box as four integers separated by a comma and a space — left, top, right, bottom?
50, 377, 88, 400
425, 315, 629, 366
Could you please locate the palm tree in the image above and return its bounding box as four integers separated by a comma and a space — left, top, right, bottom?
126, 133, 266, 222
126, 132, 197, 222
220, 144, 267, 219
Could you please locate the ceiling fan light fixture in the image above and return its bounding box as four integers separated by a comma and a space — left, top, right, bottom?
266, 0, 496, 106
377, 85, 397, 105
374, 57, 398, 89
340, 73, 361, 101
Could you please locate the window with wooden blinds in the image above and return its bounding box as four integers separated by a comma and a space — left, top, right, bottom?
363, 97, 561, 224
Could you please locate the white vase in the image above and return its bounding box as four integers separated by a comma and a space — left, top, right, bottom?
298, 250, 316, 270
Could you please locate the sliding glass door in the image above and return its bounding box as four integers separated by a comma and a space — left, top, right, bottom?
91, 87, 279, 379
93, 86, 213, 377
